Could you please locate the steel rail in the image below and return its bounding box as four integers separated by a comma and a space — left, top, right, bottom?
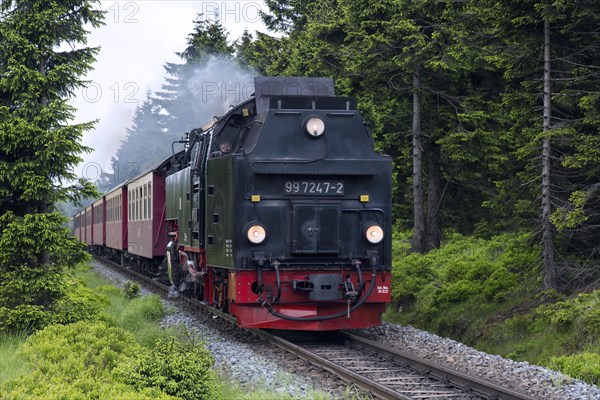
251, 329, 413, 400
340, 332, 540, 400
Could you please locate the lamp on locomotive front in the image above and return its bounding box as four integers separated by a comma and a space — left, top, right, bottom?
303, 116, 326, 137
365, 225, 384, 244
246, 224, 266, 244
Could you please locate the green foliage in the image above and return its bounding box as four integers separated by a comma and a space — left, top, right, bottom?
391, 248, 438, 305
535, 292, 600, 335
482, 267, 518, 302
471, 288, 600, 387
389, 232, 539, 344
0, 305, 49, 334
0, 216, 101, 333
392, 232, 535, 322
0, 0, 101, 210
71, 265, 176, 348
116, 295, 165, 328
0, 321, 175, 399
51, 277, 108, 324
114, 338, 220, 400
0, 0, 102, 334
123, 281, 142, 299
548, 352, 600, 385
19, 322, 140, 378
551, 190, 589, 230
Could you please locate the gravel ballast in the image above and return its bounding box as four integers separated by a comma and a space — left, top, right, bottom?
355, 323, 600, 400
91, 260, 600, 399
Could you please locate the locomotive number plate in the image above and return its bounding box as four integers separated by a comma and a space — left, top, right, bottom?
284, 180, 344, 195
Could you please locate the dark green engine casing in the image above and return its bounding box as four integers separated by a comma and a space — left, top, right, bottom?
204, 102, 392, 272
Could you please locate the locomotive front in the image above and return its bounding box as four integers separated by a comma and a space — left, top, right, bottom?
203, 77, 392, 330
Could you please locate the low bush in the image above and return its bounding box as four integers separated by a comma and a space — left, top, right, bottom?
0, 270, 106, 334
391, 232, 536, 323
113, 294, 169, 347
535, 291, 600, 334
0, 321, 175, 399
51, 277, 108, 325
124, 281, 142, 299
114, 337, 221, 400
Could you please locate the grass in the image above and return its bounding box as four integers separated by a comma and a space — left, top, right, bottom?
74, 264, 181, 348
214, 375, 370, 400
0, 331, 28, 385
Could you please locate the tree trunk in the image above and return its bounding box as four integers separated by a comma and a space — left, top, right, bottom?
541, 5, 557, 289
425, 144, 442, 252
411, 67, 425, 253
38, 54, 51, 265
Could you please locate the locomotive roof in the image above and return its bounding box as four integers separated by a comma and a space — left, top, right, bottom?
254, 76, 335, 114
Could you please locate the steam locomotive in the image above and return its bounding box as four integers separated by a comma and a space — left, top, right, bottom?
73, 77, 392, 330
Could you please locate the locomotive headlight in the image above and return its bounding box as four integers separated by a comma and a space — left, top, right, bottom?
304, 117, 325, 137
247, 224, 266, 244
365, 225, 384, 244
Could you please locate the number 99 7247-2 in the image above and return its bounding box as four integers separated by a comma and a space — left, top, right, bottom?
284, 181, 344, 196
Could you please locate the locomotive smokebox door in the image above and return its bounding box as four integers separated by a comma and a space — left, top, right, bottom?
292, 203, 340, 254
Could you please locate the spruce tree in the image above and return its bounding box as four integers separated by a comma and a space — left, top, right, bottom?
0, 0, 103, 331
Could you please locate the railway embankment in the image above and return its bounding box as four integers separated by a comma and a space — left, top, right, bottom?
386, 231, 600, 393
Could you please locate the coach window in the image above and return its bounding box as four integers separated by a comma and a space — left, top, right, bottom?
143, 184, 147, 220
128, 191, 132, 221
148, 182, 152, 218
139, 187, 142, 221
139, 187, 143, 220
136, 188, 139, 221
134, 188, 137, 221
131, 190, 134, 221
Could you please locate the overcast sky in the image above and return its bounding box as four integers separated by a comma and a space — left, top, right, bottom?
74, 1, 268, 181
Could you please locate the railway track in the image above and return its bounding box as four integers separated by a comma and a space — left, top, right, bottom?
95, 257, 540, 400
